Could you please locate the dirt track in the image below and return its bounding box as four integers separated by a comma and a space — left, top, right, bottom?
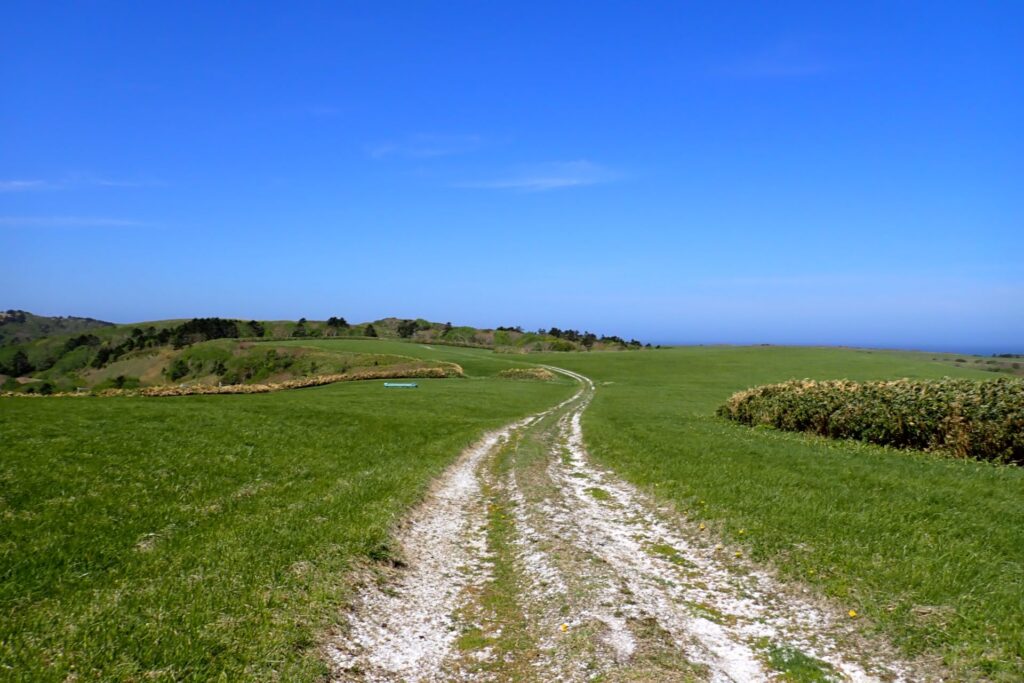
327, 367, 921, 682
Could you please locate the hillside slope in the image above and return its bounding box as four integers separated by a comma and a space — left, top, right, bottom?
0, 314, 647, 393
0, 310, 113, 346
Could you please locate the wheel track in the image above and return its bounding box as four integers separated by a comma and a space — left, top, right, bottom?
329, 366, 922, 682
327, 420, 530, 681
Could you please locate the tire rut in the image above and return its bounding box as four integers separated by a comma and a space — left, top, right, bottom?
327, 419, 533, 681
329, 367, 923, 682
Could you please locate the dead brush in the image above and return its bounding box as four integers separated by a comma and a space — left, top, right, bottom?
1, 363, 464, 399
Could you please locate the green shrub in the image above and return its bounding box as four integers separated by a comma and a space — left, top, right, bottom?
548, 339, 577, 352
166, 358, 190, 381
3, 350, 34, 376
94, 375, 141, 391
718, 378, 1024, 463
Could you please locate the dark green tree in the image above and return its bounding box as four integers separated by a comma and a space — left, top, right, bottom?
397, 319, 418, 338
63, 334, 101, 353
6, 350, 34, 376
91, 346, 113, 368
167, 358, 189, 381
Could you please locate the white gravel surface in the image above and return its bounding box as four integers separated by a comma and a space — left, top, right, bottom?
329, 366, 919, 682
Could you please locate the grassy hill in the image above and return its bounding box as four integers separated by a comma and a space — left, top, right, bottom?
253, 316, 641, 352
0, 314, 646, 393
0, 309, 113, 346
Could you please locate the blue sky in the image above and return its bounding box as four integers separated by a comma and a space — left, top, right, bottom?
2, 2, 1021, 352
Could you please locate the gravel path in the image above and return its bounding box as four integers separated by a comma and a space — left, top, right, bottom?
328, 367, 922, 682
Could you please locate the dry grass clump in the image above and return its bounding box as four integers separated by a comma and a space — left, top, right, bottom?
498, 367, 557, 381
718, 377, 1024, 463
1, 363, 463, 399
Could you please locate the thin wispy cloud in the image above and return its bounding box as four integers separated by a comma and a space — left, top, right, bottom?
456, 161, 617, 192
368, 133, 483, 159
0, 216, 151, 228
83, 176, 164, 188
701, 274, 879, 288
0, 175, 163, 191
0, 180, 53, 192
714, 42, 827, 79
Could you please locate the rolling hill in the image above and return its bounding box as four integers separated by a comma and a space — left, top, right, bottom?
0, 309, 113, 346
0, 313, 646, 393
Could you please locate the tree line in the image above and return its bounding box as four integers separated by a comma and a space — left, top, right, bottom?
0, 315, 648, 379
537, 327, 645, 348
0, 318, 272, 376
84, 319, 257, 368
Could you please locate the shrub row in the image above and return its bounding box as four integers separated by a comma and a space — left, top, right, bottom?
717, 378, 1024, 464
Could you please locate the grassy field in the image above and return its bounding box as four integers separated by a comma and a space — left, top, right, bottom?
0, 344, 575, 681
4, 340, 1021, 680
526, 346, 1023, 680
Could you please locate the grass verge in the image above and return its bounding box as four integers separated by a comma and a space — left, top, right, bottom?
530, 346, 1024, 680
0, 373, 573, 681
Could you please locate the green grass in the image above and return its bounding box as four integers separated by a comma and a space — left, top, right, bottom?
766, 644, 839, 682
528, 346, 1024, 680
5, 340, 1022, 680
273, 337, 541, 378
0, 373, 574, 681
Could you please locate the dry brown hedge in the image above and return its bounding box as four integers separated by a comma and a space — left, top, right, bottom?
1, 363, 463, 399
497, 368, 556, 381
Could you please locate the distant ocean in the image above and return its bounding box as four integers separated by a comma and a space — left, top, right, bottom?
659, 342, 1023, 357
895, 345, 1023, 357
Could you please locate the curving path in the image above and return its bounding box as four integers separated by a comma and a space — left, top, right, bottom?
327, 367, 920, 682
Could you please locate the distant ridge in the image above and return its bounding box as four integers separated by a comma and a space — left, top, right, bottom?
0, 313, 649, 394
0, 310, 114, 346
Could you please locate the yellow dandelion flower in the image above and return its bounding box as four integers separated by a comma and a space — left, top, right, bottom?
560, 623, 569, 632
698, 523, 706, 531
848, 610, 858, 618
